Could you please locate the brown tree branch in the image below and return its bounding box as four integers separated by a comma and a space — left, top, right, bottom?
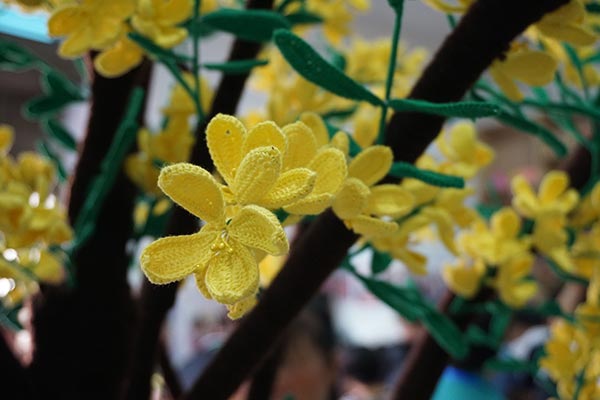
29, 59, 152, 400
184, 0, 570, 398
123, 1, 275, 398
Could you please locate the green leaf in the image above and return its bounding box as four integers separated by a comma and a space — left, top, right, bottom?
202, 9, 291, 42
128, 32, 179, 61
496, 111, 567, 157
586, 3, 600, 13
0, 38, 40, 71
202, 59, 268, 74
273, 29, 384, 106
42, 119, 77, 151
388, 98, 499, 119
371, 249, 393, 274
285, 11, 323, 26
353, 274, 425, 322
0, 304, 23, 331
24, 70, 84, 118
36, 140, 67, 182
389, 162, 465, 188
422, 308, 469, 359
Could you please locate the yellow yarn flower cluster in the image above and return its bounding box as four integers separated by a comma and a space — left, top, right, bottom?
370, 122, 492, 276
444, 170, 600, 309
47, 0, 194, 77
0, 124, 72, 300
541, 271, 600, 399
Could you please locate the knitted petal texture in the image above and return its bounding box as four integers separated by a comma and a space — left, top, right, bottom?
332, 178, 370, 220
207, 114, 246, 185
228, 205, 289, 255
140, 230, 215, 284
227, 294, 258, 320
232, 146, 281, 205
309, 147, 348, 195
158, 163, 224, 225
284, 193, 334, 215
259, 168, 316, 209
300, 112, 329, 147
242, 121, 287, 156
348, 145, 393, 186
366, 185, 415, 218
348, 215, 398, 237
282, 122, 317, 170
204, 240, 259, 304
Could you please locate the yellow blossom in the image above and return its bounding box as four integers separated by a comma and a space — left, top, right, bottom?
435, 122, 494, 178
132, 0, 193, 49
494, 253, 537, 308
422, 0, 473, 13
443, 257, 485, 298
512, 170, 579, 219
141, 163, 289, 305
48, 0, 136, 58
535, 0, 596, 46
94, 30, 144, 78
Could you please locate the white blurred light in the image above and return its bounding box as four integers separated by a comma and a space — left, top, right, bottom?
28, 192, 40, 207
44, 194, 56, 209
3, 248, 18, 262
0, 278, 15, 297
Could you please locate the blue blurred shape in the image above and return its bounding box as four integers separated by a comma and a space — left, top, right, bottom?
0, 4, 51, 43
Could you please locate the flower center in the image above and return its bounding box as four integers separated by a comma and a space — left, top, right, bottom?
210, 231, 234, 255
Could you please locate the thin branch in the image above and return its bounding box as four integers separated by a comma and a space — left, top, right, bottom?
30, 58, 152, 399
184, 0, 570, 398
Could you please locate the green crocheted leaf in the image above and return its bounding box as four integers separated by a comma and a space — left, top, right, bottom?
203, 59, 268, 74
388, 98, 499, 118
389, 162, 465, 188
285, 11, 323, 26
371, 249, 393, 275
0, 38, 40, 71
24, 70, 84, 117
273, 29, 384, 106
496, 111, 567, 157
43, 119, 77, 151
422, 308, 469, 360
202, 9, 291, 42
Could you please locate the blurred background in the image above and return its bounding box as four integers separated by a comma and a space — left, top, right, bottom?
0, 2, 564, 399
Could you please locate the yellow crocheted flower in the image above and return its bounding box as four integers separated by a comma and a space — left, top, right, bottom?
435, 122, 494, 178
140, 163, 289, 305
535, 0, 596, 46
332, 145, 414, 237
94, 30, 144, 78
131, 0, 193, 49
206, 115, 318, 211
48, 0, 136, 57
494, 253, 537, 308
443, 257, 485, 298
511, 170, 579, 219
422, 0, 473, 13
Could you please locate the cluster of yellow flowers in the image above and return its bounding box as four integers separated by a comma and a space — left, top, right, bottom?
541, 271, 600, 400
443, 169, 600, 309
46, 0, 199, 77
424, 0, 600, 99
140, 112, 494, 317
125, 73, 212, 225
0, 125, 72, 306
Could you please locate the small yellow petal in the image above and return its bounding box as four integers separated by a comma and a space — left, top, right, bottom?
48, 5, 83, 36
205, 240, 259, 304
284, 193, 334, 215
309, 147, 347, 195
232, 146, 281, 205
206, 114, 246, 185
228, 205, 289, 255
332, 178, 370, 220
349, 215, 398, 237
282, 121, 317, 170
501, 51, 558, 86
227, 294, 258, 320
140, 230, 215, 284
348, 145, 393, 186
158, 163, 224, 224
539, 170, 569, 203
330, 131, 350, 156
0, 124, 14, 154
258, 168, 316, 210
366, 185, 414, 218
242, 121, 286, 156
299, 112, 329, 148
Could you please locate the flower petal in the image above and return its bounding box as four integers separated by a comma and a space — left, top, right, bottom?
232, 146, 281, 205
282, 121, 317, 170
539, 170, 569, 204
332, 178, 370, 220
242, 121, 286, 156
58, 27, 93, 58
258, 168, 316, 209
309, 147, 347, 195
330, 131, 350, 156
348, 215, 398, 237
206, 114, 246, 185
300, 112, 329, 147
140, 230, 215, 284
348, 145, 393, 186
205, 240, 259, 304
501, 50, 558, 86
228, 205, 289, 255
226, 294, 258, 319
284, 193, 334, 215
366, 184, 414, 218
48, 6, 83, 36
158, 163, 224, 224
